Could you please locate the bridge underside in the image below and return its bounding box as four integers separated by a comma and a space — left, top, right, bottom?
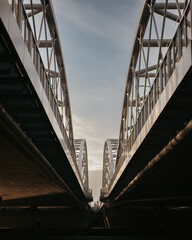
108, 119, 192, 207
0, 104, 80, 206
106, 52, 192, 205
102, 72, 192, 230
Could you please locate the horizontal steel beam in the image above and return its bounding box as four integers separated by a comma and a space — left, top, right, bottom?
139, 73, 156, 77
135, 64, 157, 75
39, 40, 52, 48
154, 3, 185, 9
142, 39, 171, 47
46, 69, 59, 77
154, 9, 180, 22
24, 4, 42, 10
27, 9, 42, 18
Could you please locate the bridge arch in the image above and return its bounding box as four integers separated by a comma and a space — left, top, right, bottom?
74, 139, 89, 190
101, 0, 192, 205
102, 139, 118, 190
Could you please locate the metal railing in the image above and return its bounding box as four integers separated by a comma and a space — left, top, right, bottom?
112, 1, 192, 188
102, 139, 118, 189
8, 0, 77, 169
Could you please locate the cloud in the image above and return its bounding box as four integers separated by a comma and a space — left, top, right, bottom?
52, 0, 143, 198
89, 169, 102, 201
69, 78, 125, 172
53, 0, 140, 50
73, 114, 104, 170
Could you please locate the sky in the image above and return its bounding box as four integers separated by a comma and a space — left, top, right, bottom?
52, 0, 143, 201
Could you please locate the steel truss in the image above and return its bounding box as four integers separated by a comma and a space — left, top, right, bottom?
116, 0, 191, 168
74, 139, 92, 197
102, 139, 118, 190
8, 0, 75, 154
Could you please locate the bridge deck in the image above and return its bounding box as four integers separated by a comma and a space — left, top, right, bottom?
0, 0, 89, 206
105, 41, 192, 203
0, 105, 80, 206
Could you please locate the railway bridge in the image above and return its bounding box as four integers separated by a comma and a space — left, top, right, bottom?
0, 0, 192, 234
0, 0, 92, 229
101, 0, 192, 231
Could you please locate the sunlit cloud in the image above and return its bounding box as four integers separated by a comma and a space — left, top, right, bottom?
73, 114, 104, 171
52, 0, 143, 199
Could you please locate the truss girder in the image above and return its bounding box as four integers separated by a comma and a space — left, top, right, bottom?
114, 0, 191, 186
8, 0, 76, 157
102, 139, 118, 189
74, 139, 89, 191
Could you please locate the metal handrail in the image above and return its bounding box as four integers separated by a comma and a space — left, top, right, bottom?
8, 0, 78, 169
112, 0, 191, 189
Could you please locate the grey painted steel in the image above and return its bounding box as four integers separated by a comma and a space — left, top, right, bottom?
117, 0, 189, 165
154, 3, 185, 9
0, 0, 88, 197
109, 41, 192, 197
101, 0, 192, 199
102, 139, 118, 196
16, 0, 75, 150
142, 39, 171, 47
74, 139, 92, 199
